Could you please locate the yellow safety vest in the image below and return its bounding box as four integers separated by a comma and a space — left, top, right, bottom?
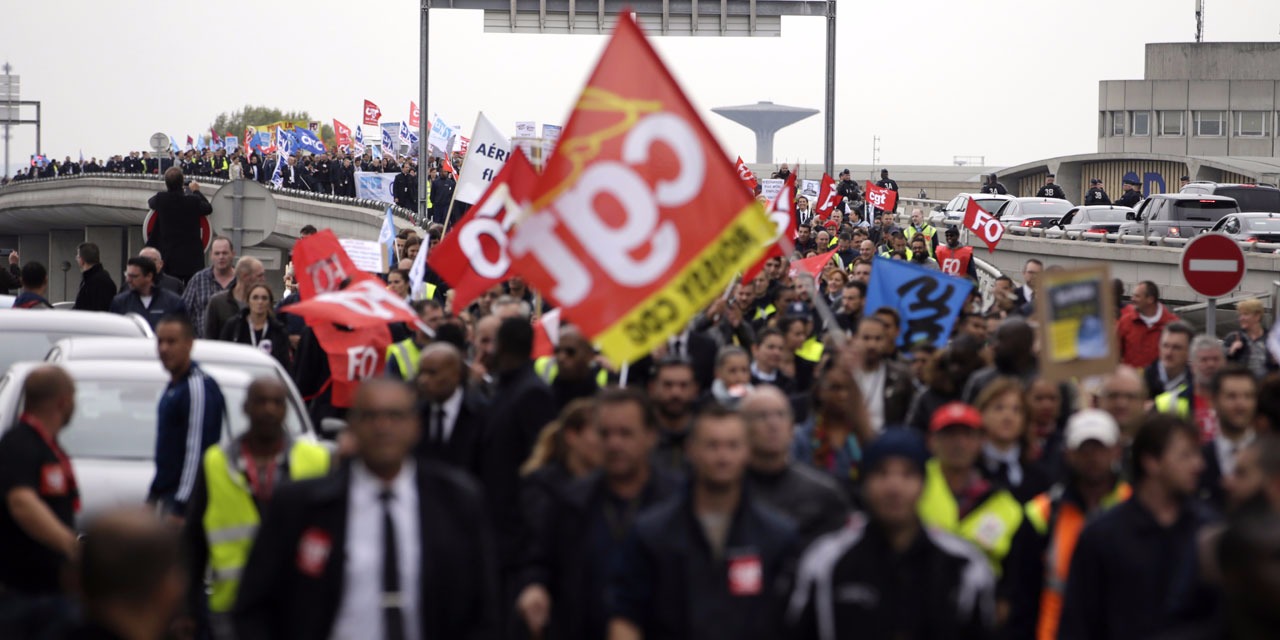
795, 337, 825, 363
918, 459, 1024, 575
534, 355, 608, 387
903, 224, 938, 257
753, 304, 777, 322
203, 440, 330, 612
386, 338, 424, 380
880, 247, 914, 260
1154, 387, 1191, 419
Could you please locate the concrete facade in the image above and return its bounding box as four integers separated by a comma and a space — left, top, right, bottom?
1099, 43, 1280, 157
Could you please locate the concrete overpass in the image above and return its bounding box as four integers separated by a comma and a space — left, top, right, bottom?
0, 174, 420, 302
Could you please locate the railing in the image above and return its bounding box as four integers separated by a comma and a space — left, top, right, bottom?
0, 172, 423, 226
1001, 224, 1280, 254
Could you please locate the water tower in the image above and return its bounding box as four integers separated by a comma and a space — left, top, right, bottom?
712, 101, 819, 164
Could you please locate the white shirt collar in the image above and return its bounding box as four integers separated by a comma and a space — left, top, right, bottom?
437, 387, 464, 442
750, 361, 777, 382
1139, 304, 1164, 328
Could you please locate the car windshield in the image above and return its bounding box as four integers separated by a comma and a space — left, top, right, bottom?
1243, 217, 1280, 231
972, 199, 1006, 214
0, 332, 125, 378
1086, 210, 1129, 223
58, 377, 304, 460
1173, 200, 1238, 222
1018, 201, 1073, 216
1218, 188, 1280, 214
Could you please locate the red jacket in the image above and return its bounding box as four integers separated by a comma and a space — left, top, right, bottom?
1116, 303, 1179, 368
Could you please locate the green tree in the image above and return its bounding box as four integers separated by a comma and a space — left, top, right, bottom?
210, 105, 336, 151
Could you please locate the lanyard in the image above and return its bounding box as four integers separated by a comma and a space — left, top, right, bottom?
247, 319, 268, 348
240, 447, 279, 503
20, 413, 80, 513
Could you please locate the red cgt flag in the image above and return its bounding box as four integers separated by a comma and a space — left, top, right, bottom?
788, 249, 838, 279
428, 147, 538, 310
742, 172, 797, 283
410, 101, 421, 128
735, 156, 758, 192
963, 198, 1005, 253
333, 119, 353, 148
505, 13, 773, 364
813, 173, 842, 220
864, 181, 898, 213
363, 99, 382, 126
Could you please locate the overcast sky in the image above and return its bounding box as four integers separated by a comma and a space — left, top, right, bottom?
2, 0, 1279, 178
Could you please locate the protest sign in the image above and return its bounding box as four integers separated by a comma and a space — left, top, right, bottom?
354, 171, 397, 205
864, 257, 972, 348
760, 179, 784, 203
743, 173, 797, 282
337, 238, 388, 273
1035, 265, 1117, 383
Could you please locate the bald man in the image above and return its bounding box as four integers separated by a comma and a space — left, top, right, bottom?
472, 314, 502, 391
537, 326, 605, 412
180, 377, 330, 636
204, 257, 266, 341
121, 247, 185, 296
742, 386, 850, 543
416, 343, 489, 474
0, 366, 79, 601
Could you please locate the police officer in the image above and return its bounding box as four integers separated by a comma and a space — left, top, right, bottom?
980, 173, 1008, 195
836, 168, 860, 206
1035, 174, 1067, 200
1115, 178, 1143, 208
1084, 178, 1111, 205
180, 377, 331, 639
876, 168, 898, 193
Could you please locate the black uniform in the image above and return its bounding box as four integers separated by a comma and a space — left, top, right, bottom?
1115, 189, 1142, 208
1083, 186, 1111, 205
0, 419, 78, 595
1035, 183, 1067, 199
146, 186, 214, 281
980, 182, 1008, 195
393, 171, 418, 211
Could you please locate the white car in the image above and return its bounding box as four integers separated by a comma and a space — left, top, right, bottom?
1055, 205, 1135, 234
0, 360, 315, 520
934, 193, 1016, 227
0, 310, 154, 376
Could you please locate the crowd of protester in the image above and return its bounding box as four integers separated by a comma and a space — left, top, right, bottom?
4, 161, 1280, 640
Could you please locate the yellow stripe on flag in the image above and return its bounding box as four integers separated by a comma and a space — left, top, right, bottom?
595, 202, 774, 363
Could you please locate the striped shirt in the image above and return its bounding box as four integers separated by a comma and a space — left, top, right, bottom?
181, 268, 235, 339
148, 362, 225, 516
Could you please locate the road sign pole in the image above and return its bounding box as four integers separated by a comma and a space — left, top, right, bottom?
1207, 297, 1217, 338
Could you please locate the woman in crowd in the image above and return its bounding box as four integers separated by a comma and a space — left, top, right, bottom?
975, 377, 1052, 502
387, 268, 411, 301
793, 351, 875, 500
220, 283, 292, 371
778, 317, 817, 394
822, 267, 847, 308
520, 399, 603, 523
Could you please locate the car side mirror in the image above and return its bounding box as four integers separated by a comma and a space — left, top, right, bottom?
319, 417, 347, 437
1126, 211, 1136, 221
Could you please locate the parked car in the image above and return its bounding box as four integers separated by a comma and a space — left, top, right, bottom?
0, 360, 314, 519
44, 337, 310, 430
1118, 194, 1240, 243
1181, 182, 1280, 214
1209, 212, 1280, 245
0, 310, 154, 376
1000, 197, 1074, 229
934, 193, 1016, 226
1055, 205, 1136, 234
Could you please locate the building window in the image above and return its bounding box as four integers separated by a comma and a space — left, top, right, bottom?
1112, 111, 1126, 136
1235, 111, 1268, 137
1194, 110, 1225, 137
1159, 110, 1184, 136
1131, 111, 1150, 136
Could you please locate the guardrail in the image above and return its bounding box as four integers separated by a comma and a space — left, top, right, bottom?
0, 172, 424, 226
1001, 224, 1280, 254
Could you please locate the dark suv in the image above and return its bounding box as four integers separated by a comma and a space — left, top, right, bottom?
1118, 194, 1240, 242
1180, 182, 1280, 213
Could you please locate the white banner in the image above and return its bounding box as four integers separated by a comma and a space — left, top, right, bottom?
761, 178, 785, 203
428, 114, 454, 157
515, 121, 536, 138
355, 171, 397, 206
338, 238, 388, 273
456, 112, 512, 206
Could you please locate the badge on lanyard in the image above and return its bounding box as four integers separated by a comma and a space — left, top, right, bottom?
297, 528, 332, 578
40, 463, 67, 496
727, 552, 763, 597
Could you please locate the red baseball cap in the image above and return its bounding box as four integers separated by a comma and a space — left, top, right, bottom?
929, 402, 982, 432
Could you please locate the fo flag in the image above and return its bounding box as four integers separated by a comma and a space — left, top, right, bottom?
865, 256, 972, 349
333, 120, 352, 147
813, 173, 842, 219
963, 198, 1005, 253
455, 112, 511, 205
363, 99, 382, 126
429, 147, 537, 310
742, 172, 797, 283
735, 156, 758, 192
506, 13, 774, 363
865, 181, 898, 213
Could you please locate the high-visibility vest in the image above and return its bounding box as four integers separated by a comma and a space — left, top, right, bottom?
202, 440, 330, 612
918, 459, 1023, 575
1154, 386, 1191, 419
880, 247, 914, 260
385, 338, 424, 381
795, 337, 825, 363
424, 282, 437, 300
534, 355, 608, 387
753, 304, 776, 322
1023, 482, 1132, 640
903, 224, 938, 257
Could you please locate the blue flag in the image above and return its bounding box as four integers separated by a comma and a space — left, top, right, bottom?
379, 206, 397, 266
355, 126, 364, 146
864, 257, 973, 349
293, 128, 326, 155
169, 135, 181, 154
276, 127, 294, 157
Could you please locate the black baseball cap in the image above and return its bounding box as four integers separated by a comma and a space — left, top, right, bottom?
945, 226, 959, 237
1123, 178, 1140, 186
1046, 173, 1056, 178
1090, 178, 1101, 184
839, 168, 850, 176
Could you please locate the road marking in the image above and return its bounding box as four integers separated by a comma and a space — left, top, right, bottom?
1188, 259, 1239, 272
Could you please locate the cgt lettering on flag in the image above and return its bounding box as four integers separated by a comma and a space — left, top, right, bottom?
506, 13, 773, 363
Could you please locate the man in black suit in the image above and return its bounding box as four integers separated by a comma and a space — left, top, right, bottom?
72, 242, 117, 312
233, 379, 499, 640
415, 343, 488, 477
145, 167, 213, 283
1199, 366, 1259, 510
479, 318, 558, 624
429, 167, 454, 224
246, 154, 265, 184
393, 163, 417, 212
281, 157, 304, 190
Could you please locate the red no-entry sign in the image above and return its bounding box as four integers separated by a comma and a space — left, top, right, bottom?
1180, 233, 1246, 299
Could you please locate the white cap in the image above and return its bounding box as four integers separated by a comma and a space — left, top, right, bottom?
1065, 410, 1120, 450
